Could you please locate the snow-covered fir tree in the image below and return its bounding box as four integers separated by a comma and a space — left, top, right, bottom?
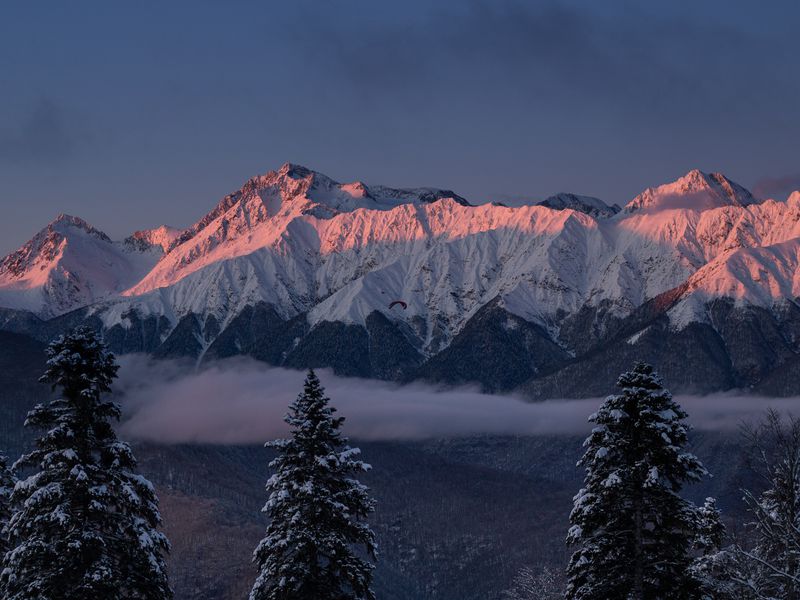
0, 453, 15, 559
250, 369, 376, 600
566, 362, 720, 599
693, 497, 725, 555
689, 498, 729, 599
0, 327, 171, 600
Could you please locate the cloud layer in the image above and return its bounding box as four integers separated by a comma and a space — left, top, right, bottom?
116, 356, 800, 445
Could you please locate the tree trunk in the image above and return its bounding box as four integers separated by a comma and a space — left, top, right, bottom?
633, 495, 644, 599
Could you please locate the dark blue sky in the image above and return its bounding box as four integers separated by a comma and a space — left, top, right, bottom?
1, 1, 798, 253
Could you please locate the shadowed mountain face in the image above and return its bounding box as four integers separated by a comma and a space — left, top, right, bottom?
2, 165, 800, 396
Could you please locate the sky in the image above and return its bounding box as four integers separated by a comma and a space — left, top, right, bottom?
1, 1, 798, 254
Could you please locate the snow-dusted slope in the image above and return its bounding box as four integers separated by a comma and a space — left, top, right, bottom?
115, 166, 623, 344
125, 163, 469, 296
2, 165, 799, 360
623, 169, 758, 213
0, 215, 163, 318
124, 225, 183, 253
108, 166, 797, 348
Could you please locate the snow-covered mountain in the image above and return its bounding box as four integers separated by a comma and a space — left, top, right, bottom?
536, 193, 620, 218
0, 215, 165, 318
623, 169, 758, 213
124, 225, 183, 253
2, 163, 800, 396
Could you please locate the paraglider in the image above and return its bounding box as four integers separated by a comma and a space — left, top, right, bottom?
388, 300, 407, 310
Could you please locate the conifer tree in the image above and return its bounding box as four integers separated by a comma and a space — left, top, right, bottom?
0, 327, 171, 600
0, 453, 15, 559
566, 362, 718, 599
693, 497, 724, 555
250, 369, 376, 600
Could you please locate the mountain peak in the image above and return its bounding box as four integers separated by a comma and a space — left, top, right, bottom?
51, 212, 82, 226
125, 225, 183, 253
270, 163, 340, 193
0, 213, 112, 280
270, 163, 471, 207
537, 193, 620, 218
0, 213, 166, 318
679, 168, 710, 185
47, 213, 110, 239
0, 212, 161, 317
624, 169, 757, 213
277, 162, 314, 180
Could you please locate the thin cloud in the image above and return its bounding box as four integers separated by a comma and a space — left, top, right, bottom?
115, 355, 800, 445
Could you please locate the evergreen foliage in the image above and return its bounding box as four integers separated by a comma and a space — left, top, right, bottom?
566, 362, 718, 599
0, 327, 171, 600
0, 453, 15, 559
250, 369, 376, 600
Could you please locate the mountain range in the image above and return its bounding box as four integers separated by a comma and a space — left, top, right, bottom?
2, 162, 800, 397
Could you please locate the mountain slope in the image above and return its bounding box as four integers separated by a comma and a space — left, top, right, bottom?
1, 165, 800, 395
124, 225, 183, 253
623, 169, 758, 213
0, 215, 164, 318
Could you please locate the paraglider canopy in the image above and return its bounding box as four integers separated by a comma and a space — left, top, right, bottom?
388, 300, 408, 310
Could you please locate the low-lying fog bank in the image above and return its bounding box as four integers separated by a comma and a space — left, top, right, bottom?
116, 356, 800, 445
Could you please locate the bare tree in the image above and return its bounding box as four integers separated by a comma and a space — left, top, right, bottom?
502, 565, 561, 600
699, 410, 800, 599
734, 409, 800, 598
